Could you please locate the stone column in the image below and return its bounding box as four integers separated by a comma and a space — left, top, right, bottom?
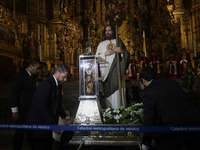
96, 0, 101, 30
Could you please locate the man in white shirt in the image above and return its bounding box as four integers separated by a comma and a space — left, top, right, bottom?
10, 59, 41, 150
26, 64, 73, 150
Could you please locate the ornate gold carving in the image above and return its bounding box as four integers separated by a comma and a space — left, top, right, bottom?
29, 0, 37, 14
56, 19, 82, 65
0, 5, 28, 52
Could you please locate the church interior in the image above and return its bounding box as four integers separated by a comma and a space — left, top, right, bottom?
0, 0, 200, 149
0, 0, 200, 80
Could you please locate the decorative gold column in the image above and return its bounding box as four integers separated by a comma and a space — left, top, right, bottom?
40, 24, 44, 61
71, 51, 74, 76
102, 0, 106, 26
47, 27, 54, 58
88, 0, 94, 11
29, 0, 37, 14
173, 0, 187, 50
44, 25, 47, 58
129, 0, 135, 55
96, 0, 101, 32
76, 0, 80, 15
192, 2, 200, 54
52, 0, 61, 19
54, 32, 57, 58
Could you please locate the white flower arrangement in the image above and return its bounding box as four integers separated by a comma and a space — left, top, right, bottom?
102, 102, 144, 124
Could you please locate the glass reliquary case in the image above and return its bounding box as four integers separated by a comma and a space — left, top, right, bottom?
79, 51, 99, 99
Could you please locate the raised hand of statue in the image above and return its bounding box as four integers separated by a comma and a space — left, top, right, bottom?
105, 49, 115, 56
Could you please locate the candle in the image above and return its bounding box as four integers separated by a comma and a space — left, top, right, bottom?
40, 45, 42, 61
193, 39, 197, 57
143, 30, 145, 38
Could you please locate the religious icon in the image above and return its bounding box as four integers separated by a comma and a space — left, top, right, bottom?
85, 60, 95, 95
106, 43, 115, 51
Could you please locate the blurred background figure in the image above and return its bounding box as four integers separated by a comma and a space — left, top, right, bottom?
9, 59, 41, 150
51, 66, 56, 75
35, 78, 43, 87
138, 51, 149, 74
128, 54, 138, 80
166, 51, 177, 79
178, 48, 191, 77
149, 50, 160, 78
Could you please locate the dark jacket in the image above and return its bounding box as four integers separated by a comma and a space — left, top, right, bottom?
27, 76, 67, 125
126, 86, 141, 106
10, 69, 35, 122
140, 78, 200, 147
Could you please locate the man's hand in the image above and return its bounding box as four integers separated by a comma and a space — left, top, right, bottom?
139, 81, 145, 90
115, 47, 122, 53
12, 112, 19, 121
105, 50, 115, 56
142, 143, 149, 150
65, 116, 74, 125
53, 130, 61, 134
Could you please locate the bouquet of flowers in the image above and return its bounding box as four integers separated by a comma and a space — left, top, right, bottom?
102, 102, 144, 124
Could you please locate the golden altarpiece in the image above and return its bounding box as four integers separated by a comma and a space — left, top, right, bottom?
0, 0, 200, 80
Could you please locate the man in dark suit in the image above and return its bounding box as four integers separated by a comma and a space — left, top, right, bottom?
10, 59, 41, 150
140, 67, 200, 150
27, 64, 73, 150
125, 80, 141, 106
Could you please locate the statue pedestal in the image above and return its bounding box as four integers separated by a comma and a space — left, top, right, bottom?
74, 96, 102, 125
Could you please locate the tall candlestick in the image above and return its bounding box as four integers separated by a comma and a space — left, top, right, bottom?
143, 30, 145, 38
193, 39, 197, 57
40, 45, 42, 61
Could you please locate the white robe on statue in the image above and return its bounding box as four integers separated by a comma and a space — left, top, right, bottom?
96, 39, 126, 109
